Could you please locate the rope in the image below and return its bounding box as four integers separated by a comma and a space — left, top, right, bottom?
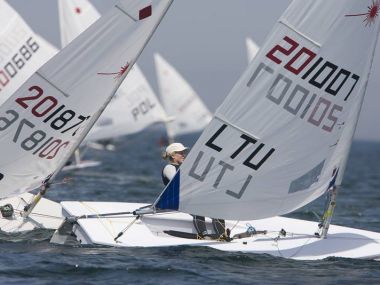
13, 209, 63, 220
80, 202, 116, 238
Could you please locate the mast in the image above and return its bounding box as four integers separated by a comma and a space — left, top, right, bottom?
318, 11, 380, 238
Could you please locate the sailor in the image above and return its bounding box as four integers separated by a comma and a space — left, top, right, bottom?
162, 143, 228, 240
161, 142, 188, 186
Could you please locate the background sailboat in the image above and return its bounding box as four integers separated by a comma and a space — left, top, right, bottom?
0, 0, 173, 229
154, 53, 212, 143
55, 0, 380, 260
58, 0, 170, 170
0, 0, 57, 104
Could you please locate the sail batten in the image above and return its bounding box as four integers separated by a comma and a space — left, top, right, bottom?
278, 20, 321, 47
35, 72, 70, 98
213, 115, 262, 141
156, 0, 380, 220
115, 5, 138, 21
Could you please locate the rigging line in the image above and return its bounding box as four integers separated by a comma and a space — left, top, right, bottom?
274, 232, 313, 259
115, 5, 137, 22
230, 220, 240, 232
13, 209, 63, 220
35, 72, 70, 98
278, 19, 322, 48
80, 202, 116, 237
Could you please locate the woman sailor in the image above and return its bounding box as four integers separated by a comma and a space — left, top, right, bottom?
161, 142, 188, 186
162, 143, 228, 240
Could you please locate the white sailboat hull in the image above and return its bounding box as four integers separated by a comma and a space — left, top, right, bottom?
52, 201, 380, 260
0, 193, 63, 233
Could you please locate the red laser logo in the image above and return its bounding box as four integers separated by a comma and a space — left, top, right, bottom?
98, 63, 130, 79
346, 0, 380, 26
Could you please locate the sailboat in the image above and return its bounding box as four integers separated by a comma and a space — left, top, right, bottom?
245, 37, 259, 63
154, 53, 212, 143
0, 0, 173, 231
58, 0, 170, 170
0, 0, 63, 232
53, 0, 380, 260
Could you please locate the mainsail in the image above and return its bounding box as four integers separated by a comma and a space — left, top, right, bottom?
245, 37, 259, 63
0, 0, 57, 105
155, 0, 380, 220
154, 53, 212, 140
58, 0, 168, 143
0, 0, 172, 198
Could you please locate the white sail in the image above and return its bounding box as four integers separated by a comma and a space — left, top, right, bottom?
0, 0, 172, 198
155, 0, 380, 220
154, 53, 212, 139
0, 0, 57, 105
58, 0, 168, 142
83, 64, 168, 142
245, 37, 259, 63
58, 0, 102, 48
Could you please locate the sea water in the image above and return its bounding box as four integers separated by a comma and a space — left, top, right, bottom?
0, 129, 379, 285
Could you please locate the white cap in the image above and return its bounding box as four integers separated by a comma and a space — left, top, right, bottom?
165, 143, 188, 155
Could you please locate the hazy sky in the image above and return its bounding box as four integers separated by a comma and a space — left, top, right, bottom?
8, 0, 380, 141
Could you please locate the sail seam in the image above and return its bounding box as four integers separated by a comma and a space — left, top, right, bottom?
115, 5, 137, 22
279, 19, 321, 48
214, 114, 261, 140
36, 72, 69, 98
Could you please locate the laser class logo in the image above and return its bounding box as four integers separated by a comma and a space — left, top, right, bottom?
97, 63, 130, 79
345, 0, 380, 26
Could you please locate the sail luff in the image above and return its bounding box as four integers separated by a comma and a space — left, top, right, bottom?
335, 20, 380, 186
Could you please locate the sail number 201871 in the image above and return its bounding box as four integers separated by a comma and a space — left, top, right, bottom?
0, 85, 91, 160
15, 85, 90, 136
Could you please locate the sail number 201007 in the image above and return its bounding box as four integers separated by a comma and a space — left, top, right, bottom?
247, 35, 361, 133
